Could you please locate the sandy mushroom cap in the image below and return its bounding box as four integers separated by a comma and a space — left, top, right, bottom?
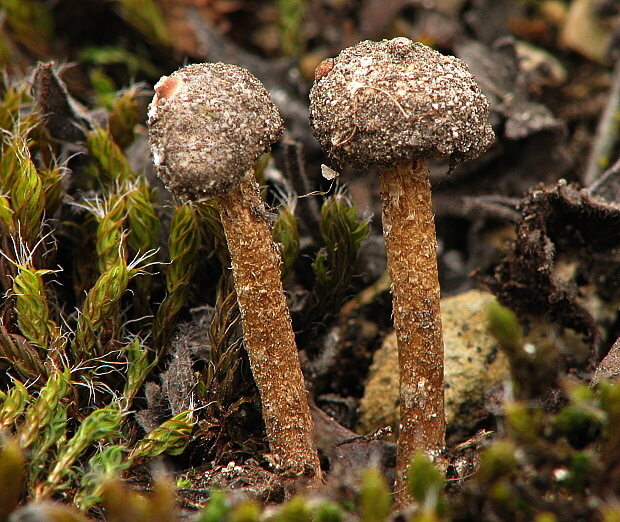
148, 62, 283, 200
309, 38, 494, 171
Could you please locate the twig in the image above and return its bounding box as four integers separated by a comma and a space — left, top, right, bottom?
587, 152, 620, 202
584, 59, 620, 187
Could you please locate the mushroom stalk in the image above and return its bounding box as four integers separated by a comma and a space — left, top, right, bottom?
380, 159, 445, 502
148, 62, 322, 483
213, 169, 321, 479
309, 39, 494, 504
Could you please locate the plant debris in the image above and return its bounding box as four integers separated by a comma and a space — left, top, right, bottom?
478, 180, 620, 360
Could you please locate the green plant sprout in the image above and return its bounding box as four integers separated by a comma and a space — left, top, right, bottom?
277, 0, 305, 56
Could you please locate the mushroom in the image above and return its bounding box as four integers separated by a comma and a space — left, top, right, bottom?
148, 62, 321, 481
309, 38, 494, 500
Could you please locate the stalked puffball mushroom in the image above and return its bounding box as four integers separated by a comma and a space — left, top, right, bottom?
148, 62, 321, 482
309, 38, 494, 502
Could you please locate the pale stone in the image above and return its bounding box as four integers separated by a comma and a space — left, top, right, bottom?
357, 289, 511, 439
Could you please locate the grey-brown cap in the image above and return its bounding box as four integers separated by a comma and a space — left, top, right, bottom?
309, 38, 494, 171
148, 62, 283, 200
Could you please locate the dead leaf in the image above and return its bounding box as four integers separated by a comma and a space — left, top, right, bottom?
456, 37, 563, 140
32, 62, 92, 143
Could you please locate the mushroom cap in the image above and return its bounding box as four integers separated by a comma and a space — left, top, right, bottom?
148, 63, 283, 200
309, 38, 495, 171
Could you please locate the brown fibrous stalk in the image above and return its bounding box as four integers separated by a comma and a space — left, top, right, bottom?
380, 159, 445, 503
213, 169, 322, 483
